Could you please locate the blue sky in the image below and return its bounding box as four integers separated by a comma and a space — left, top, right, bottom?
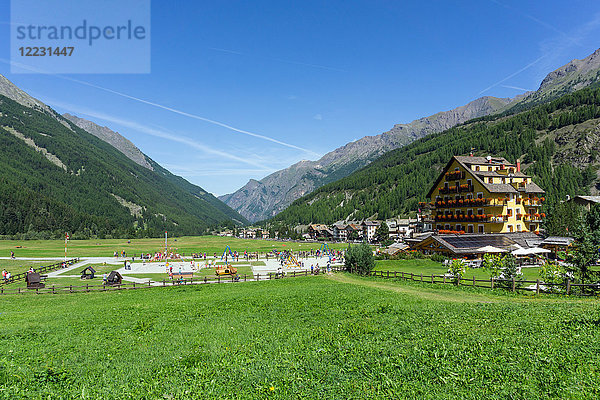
1, 0, 600, 195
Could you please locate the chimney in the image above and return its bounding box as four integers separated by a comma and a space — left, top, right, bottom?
516, 160, 521, 172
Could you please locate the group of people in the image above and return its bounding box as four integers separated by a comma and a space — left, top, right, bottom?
1, 269, 11, 282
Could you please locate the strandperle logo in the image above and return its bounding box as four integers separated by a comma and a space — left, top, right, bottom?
15, 20, 147, 46
11, 0, 150, 74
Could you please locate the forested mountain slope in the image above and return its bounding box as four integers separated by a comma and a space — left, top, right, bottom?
0, 94, 247, 239
270, 87, 600, 225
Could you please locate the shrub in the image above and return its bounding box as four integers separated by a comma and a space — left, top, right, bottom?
345, 242, 375, 275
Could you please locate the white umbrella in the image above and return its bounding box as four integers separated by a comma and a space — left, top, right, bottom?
477, 245, 507, 253
512, 247, 551, 256
512, 247, 531, 256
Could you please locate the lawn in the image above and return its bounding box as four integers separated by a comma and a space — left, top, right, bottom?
375, 259, 542, 281
1, 274, 600, 398
0, 260, 49, 276
0, 236, 348, 258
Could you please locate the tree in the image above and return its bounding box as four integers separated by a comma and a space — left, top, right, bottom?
567, 213, 599, 287
375, 222, 390, 243
345, 242, 375, 275
347, 229, 359, 242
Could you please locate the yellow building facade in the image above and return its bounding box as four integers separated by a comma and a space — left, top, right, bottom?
424, 156, 545, 234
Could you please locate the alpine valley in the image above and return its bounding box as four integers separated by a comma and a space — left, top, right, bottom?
223, 48, 600, 223
0, 74, 247, 239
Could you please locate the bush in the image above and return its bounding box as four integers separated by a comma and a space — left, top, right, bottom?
430, 254, 447, 263
345, 242, 375, 275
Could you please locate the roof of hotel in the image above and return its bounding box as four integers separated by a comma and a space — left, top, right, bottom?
427, 155, 545, 198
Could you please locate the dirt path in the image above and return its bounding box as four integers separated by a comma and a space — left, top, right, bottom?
327, 273, 501, 303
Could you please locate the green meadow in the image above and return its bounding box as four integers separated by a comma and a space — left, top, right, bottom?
1, 274, 599, 399
0, 236, 347, 258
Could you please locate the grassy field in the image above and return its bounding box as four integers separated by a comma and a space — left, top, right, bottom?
375, 259, 542, 281
0, 236, 347, 258
1, 274, 600, 399
0, 260, 48, 276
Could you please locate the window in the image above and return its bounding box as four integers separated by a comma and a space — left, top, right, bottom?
445, 225, 450, 230
444, 182, 449, 189
478, 225, 484, 233
478, 208, 483, 215
508, 225, 513, 233
467, 179, 472, 187
507, 208, 513, 217
529, 224, 536, 232
517, 224, 521, 232
476, 165, 480, 171
467, 225, 474, 233
477, 192, 483, 199
488, 177, 493, 183
456, 224, 462, 231
467, 209, 473, 216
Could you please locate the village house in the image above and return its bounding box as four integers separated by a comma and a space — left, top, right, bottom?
362, 220, 380, 242
308, 224, 333, 240
332, 222, 348, 242
422, 155, 545, 234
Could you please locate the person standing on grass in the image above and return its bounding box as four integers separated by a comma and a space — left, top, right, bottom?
2, 269, 7, 282
10, 251, 14, 259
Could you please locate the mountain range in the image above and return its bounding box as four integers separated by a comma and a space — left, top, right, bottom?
271, 84, 600, 227
0, 74, 247, 238
222, 48, 600, 223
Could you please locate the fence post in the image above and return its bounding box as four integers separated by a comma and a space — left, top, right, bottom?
257, 273, 260, 281
133, 282, 136, 289
566, 278, 571, 295
218, 276, 221, 283
536, 279, 540, 295
204, 277, 207, 284
420, 273, 423, 282
431, 275, 434, 284
293, 271, 296, 278
244, 274, 247, 282
69, 285, 72, 293
472, 276, 475, 287
443, 275, 446, 284
457, 276, 460, 286
86, 283, 89, 292
163, 280, 166, 287
401, 272, 404, 279
411, 273, 413, 281
387, 271, 390, 279
491, 277, 494, 289
512, 277, 516, 292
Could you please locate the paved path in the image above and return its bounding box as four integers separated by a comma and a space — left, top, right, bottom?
46, 257, 120, 277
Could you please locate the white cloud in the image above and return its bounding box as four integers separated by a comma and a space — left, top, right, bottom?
313, 114, 323, 121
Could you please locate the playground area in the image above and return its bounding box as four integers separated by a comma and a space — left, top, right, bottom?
1, 241, 345, 289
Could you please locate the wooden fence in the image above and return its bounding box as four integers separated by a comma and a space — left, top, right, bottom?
364, 269, 598, 296
0, 268, 329, 295
1, 265, 596, 297
0, 258, 80, 285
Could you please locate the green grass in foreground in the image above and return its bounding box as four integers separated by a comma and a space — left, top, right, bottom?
0, 236, 347, 258
0, 260, 52, 276
1, 274, 600, 399
375, 259, 542, 281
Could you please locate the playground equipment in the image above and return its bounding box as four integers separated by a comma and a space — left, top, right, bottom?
215, 264, 238, 276
318, 242, 335, 262
283, 254, 302, 269
105, 271, 122, 286
216, 246, 238, 276
220, 245, 234, 262
80, 266, 96, 279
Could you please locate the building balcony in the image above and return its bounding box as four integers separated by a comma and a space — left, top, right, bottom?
438, 184, 474, 194
444, 170, 466, 181
434, 198, 490, 208
434, 214, 491, 223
